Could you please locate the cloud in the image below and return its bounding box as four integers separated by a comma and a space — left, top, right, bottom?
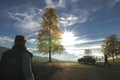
63, 38, 104, 56
59, 9, 91, 27
27, 38, 37, 44
65, 43, 102, 57
0, 36, 13, 43
45, 0, 120, 28
45, 0, 66, 8
71, 0, 78, 2
45, 0, 103, 27
45, 0, 55, 8
74, 38, 104, 45
27, 47, 38, 54
27, 32, 38, 39
108, 0, 120, 8
66, 43, 102, 51
58, 0, 66, 8
59, 14, 79, 27
7, 5, 43, 34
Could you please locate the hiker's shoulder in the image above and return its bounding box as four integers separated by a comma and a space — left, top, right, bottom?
25, 50, 33, 57
2, 49, 13, 56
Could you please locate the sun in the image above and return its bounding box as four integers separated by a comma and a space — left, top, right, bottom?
61, 31, 76, 46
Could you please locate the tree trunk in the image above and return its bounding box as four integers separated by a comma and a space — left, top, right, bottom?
49, 24, 52, 62
49, 38, 52, 62
112, 53, 115, 62
49, 48, 52, 62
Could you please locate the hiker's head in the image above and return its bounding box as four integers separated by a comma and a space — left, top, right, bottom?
14, 35, 26, 45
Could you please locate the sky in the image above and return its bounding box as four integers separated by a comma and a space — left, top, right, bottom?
0, 0, 120, 61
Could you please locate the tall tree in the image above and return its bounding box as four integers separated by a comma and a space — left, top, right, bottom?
102, 34, 119, 62
37, 8, 65, 62
84, 49, 92, 56
115, 41, 120, 57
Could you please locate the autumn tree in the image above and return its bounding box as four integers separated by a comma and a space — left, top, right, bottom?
102, 34, 119, 62
115, 41, 120, 57
37, 8, 65, 62
84, 49, 92, 56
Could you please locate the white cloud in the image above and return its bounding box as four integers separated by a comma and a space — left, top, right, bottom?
27, 47, 38, 53
0, 36, 13, 43
7, 6, 43, 33
63, 37, 104, 56
45, 0, 55, 8
65, 43, 102, 57
27, 38, 37, 44
59, 9, 90, 27
45, 0, 66, 8
67, 15, 78, 21
74, 38, 104, 45
66, 43, 102, 51
58, 0, 66, 8
27, 32, 38, 39
59, 14, 79, 27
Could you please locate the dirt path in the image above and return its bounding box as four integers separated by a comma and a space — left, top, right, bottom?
33, 62, 120, 80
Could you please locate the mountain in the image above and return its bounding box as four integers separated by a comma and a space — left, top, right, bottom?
52, 52, 80, 61
32, 55, 59, 62
0, 46, 10, 60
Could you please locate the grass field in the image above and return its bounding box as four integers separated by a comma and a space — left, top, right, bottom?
33, 62, 120, 80
109, 58, 120, 62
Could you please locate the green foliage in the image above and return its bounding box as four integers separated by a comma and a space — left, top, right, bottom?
102, 34, 120, 62
109, 58, 120, 63
37, 38, 65, 54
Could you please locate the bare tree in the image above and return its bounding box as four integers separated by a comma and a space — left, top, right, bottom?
84, 49, 92, 56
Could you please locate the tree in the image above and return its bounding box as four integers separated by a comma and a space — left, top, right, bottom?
102, 34, 119, 62
37, 8, 65, 62
115, 41, 120, 57
84, 49, 92, 56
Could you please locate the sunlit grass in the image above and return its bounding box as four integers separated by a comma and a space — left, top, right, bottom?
109, 58, 120, 63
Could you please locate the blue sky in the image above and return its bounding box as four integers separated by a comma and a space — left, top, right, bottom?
0, 0, 120, 61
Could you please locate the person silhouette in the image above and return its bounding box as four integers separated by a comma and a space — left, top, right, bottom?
0, 35, 34, 80
104, 54, 111, 67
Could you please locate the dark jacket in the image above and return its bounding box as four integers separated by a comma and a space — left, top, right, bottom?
0, 45, 33, 80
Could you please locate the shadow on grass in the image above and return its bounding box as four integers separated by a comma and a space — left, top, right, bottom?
78, 62, 105, 67
80, 62, 120, 71
33, 62, 63, 80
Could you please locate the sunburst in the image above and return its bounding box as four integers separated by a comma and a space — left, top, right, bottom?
61, 31, 76, 46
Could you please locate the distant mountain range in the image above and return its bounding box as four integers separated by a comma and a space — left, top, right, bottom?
52, 51, 80, 61
32, 55, 59, 62
0, 46, 9, 60
0, 46, 58, 62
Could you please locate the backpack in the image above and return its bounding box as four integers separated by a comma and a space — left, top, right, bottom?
0, 49, 25, 80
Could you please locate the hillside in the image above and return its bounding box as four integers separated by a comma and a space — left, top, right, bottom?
0, 46, 9, 60
0, 46, 59, 62
33, 55, 59, 62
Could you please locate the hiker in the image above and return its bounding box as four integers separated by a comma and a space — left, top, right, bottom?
0, 35, 35, 80
104, 54, 111, 67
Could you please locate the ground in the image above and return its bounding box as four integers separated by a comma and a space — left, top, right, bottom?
33, 62, 120, 80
